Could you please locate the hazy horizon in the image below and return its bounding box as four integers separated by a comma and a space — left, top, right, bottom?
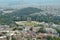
0, 0, 60, 7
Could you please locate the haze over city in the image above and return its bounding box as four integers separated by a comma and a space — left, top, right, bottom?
0, 0, 60, 7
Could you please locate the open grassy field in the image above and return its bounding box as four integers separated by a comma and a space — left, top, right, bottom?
15, 21, 40, 26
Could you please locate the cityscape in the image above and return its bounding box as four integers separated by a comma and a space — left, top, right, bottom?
0, 0, 60, 40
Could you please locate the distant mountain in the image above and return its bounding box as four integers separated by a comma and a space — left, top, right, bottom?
0, 7, 60, 25
9, 7, 43, 16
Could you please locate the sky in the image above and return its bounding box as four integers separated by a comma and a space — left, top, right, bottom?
0, 0, 60, 7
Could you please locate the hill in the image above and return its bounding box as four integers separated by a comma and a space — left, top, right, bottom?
0, 7, 60, 25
